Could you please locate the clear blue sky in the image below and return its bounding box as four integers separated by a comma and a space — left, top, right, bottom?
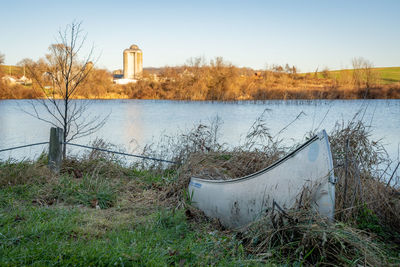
1, 0, 399, 72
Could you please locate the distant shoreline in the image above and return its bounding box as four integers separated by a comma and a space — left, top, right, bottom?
2, 65, 400, 100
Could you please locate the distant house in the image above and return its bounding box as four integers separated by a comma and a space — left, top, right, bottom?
1, 74, 32, 85
112, 70, 123, 79
1, 75, 17, 84
16, 75, 32, 85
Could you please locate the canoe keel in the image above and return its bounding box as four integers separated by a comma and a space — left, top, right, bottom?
188, 130, 336, 229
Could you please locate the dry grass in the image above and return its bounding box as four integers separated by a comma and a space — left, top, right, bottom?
329, 118, 400, 234
156, 110, 400, 226
0, 156, 52, 187
142, 111, 400, 265
161, 111, 287, 202
242, 209, 388, 266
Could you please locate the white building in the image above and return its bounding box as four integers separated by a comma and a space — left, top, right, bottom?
114, 44, 143, 84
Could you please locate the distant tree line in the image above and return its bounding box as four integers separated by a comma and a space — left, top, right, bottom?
122, 57, 400, 100
1, 53, 399, 100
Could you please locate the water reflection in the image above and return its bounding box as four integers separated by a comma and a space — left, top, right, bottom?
0, 99, 399, 162
121, 100, 143, 151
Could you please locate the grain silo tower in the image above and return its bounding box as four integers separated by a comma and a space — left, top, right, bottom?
123, 44, 143, 79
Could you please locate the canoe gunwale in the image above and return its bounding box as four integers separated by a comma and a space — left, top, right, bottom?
191, 132, 323, 184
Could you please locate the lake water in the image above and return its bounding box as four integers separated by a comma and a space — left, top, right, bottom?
0, 99, 399, 164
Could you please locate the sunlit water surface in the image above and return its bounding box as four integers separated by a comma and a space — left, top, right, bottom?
0, 100, 399, 166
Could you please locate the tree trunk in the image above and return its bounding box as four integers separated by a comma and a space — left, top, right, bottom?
63, 95, 68, 159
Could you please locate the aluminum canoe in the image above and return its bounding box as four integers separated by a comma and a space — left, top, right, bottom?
188, 130, 336, 229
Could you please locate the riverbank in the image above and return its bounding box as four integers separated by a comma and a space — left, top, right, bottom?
1, 158, 399, 265
2, 79, 400, 100
1, 119, 400, 265
0, 159, 248, 265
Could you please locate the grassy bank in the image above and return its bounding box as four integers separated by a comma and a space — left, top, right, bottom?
1, 158, 399, 266
0, 159, 254, 266
1, 117, 400, 265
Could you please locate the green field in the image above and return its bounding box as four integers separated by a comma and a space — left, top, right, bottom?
309, 66, 400, 84
375, 67, 400, 84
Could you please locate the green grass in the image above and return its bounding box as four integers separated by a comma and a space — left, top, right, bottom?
0, 157, 398, 266
308, 66, 400, 84
0, 205, 260, 266
0, 159, 264, 266
375, 67, 400, 84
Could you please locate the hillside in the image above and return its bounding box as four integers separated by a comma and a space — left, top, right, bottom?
310, 66, 400, 84
376, 67, 400, 84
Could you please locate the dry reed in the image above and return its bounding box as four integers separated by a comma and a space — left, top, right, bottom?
149, 110, 400, 265
242, 209, 388, 266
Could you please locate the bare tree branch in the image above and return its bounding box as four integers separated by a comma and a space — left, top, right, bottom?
21, 21, 108, 159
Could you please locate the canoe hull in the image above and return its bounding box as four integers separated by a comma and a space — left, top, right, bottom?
188, 130, 335, 229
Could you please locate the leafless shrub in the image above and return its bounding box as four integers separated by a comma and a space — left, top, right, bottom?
162, 111, 291, 202
137, 116, 225, 172
352, 57, 380, 89
329, 117, 400, 230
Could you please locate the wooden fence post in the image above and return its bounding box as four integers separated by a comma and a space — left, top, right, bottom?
49, 127, 63, 173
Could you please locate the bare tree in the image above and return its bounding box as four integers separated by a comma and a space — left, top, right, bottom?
352, 57, 364, 88
24, 22, 108, 158
352, 57, 379, 89
321, 67, 330, 79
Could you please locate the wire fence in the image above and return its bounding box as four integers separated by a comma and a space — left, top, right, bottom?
0, 141, 177, 164
0, 142, 49, 153
64, 142, 177, 164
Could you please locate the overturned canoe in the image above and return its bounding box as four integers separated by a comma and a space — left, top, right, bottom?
188, 130, 336, 229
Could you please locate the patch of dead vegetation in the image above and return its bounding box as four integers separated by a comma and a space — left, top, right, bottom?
145, 112, 400, 265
